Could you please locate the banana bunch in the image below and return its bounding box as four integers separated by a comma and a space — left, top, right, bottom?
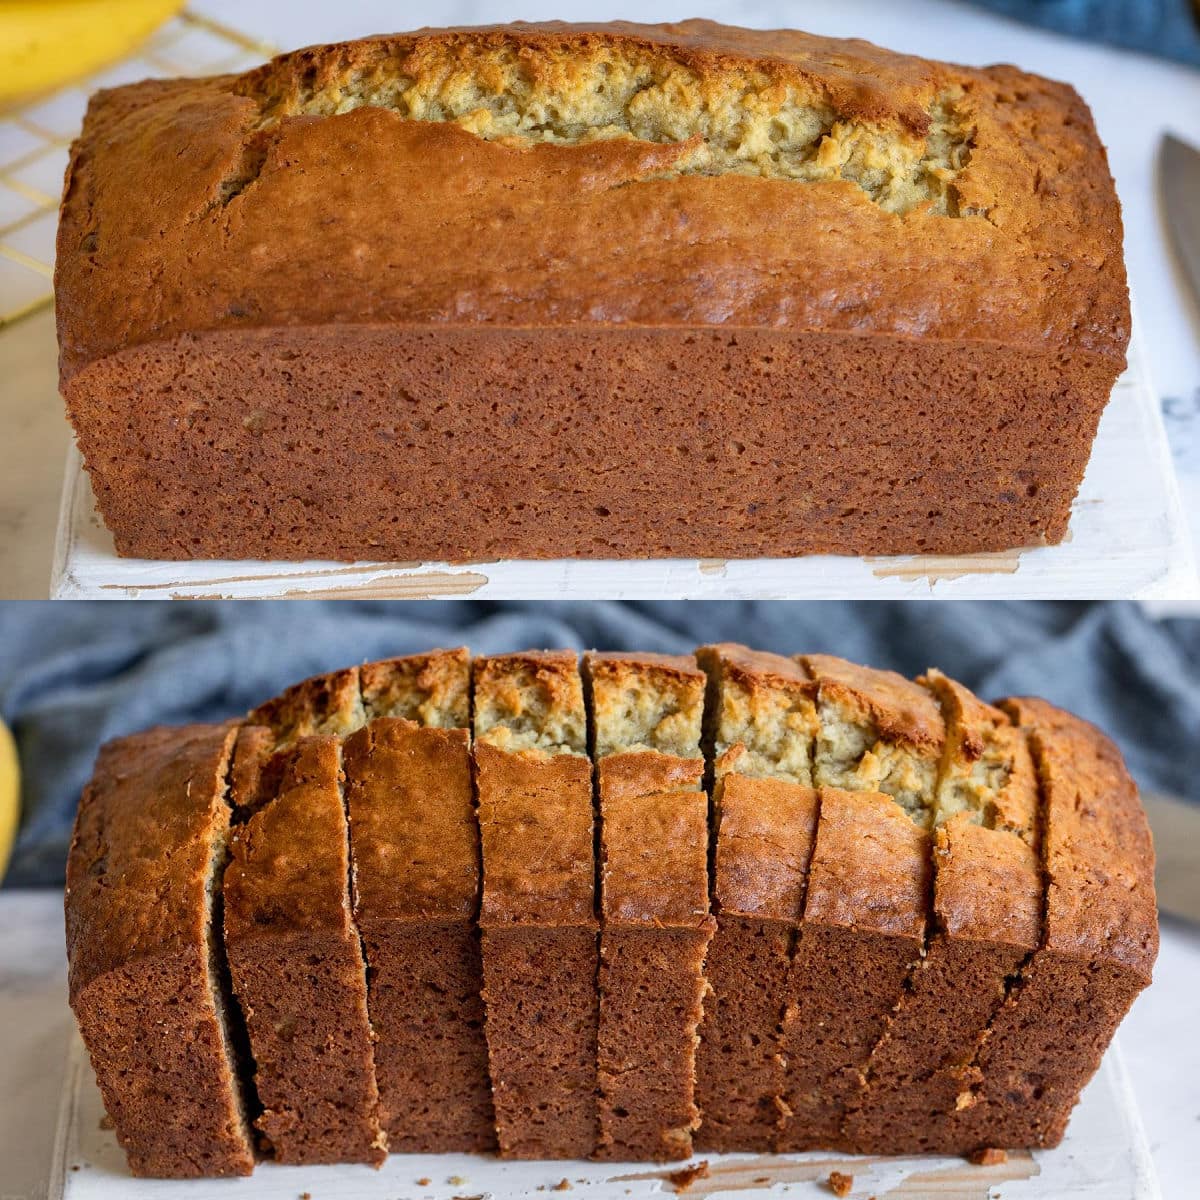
0, 0, 184, 106
0, 718, 18, 883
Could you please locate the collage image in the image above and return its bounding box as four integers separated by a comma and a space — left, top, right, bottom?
0, 2, 1197, 1200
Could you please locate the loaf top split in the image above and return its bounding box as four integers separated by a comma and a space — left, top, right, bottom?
56, 20, 1128, 380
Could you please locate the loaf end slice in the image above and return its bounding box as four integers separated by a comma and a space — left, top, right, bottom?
940, 697, 1157, 1151
65, 724, 256, 1178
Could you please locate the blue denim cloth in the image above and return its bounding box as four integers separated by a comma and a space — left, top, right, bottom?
970, 0, 1200, 66
1, 601, 1197, 887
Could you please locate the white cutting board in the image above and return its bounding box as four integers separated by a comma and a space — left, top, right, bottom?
50, 324, 1196, 600
49, 1031, 1159, 1200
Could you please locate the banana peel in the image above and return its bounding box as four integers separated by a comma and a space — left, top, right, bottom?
0, 0, 185, 107
0, 718, 18, 884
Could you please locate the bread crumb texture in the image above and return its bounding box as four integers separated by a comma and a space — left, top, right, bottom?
241, 31, 972, 215
586, 653, 705, 758
473, 652, 587, 756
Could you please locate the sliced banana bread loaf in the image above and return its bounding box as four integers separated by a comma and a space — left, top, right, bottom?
342, 649, 495, 1152
65, 724, 255, 1178
473, 651, 599, 1158
692, 644, 819, 1153
66, 643, 1158, 1177
585, 652, 714, 1161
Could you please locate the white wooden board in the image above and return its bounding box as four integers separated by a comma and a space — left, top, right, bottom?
50, 326, 1196, 600
49, 1031, 1159, 1200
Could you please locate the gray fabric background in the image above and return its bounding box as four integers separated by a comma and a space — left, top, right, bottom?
1, 600, 1196, 887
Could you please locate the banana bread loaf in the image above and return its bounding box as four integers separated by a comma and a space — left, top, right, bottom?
585, 652, 714, 1161
56, 20, 1129, 562
65, 643, 1156, 1178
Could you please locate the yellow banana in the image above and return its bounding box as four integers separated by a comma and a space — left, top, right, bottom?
0, 718, 18, 884
0, 0, 185, 106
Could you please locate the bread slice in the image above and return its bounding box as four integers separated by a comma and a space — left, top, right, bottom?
584, 652, 713, 1161
692, 644, 820, 1153
65, 724, 255, 1178
473, 651, 599, 1158
940, 697, 1157, 1150
222, 735, 386, 1164
840, 671, 1042, 1153
775, 655, 938, 1151
342, 649, 495, 1152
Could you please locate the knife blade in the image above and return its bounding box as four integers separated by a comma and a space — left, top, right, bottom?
1160, 133, 1200, 309
1142, 790, 1200, 924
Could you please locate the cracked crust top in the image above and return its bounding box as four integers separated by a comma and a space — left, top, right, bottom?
56, 20, 1127, 383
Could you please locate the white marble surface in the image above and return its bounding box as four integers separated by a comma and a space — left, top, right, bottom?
0, 889, 1195, 1200
0, 0, 1197, 597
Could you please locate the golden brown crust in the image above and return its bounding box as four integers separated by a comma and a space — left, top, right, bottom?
713, 775, 820, 922
56, 21, 1128, 382
343, 719, 478, 923
598, 755, 710, 928
803, 654, 946, 755
1000, 697, 1156, 980
67, 723, 239, 994
475, 742, 596, 927
934, 813, 1041, 948
224, 737, 357, 939
802, 789, 931, 939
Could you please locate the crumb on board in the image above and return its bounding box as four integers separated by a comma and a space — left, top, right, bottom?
828, 1170, 853, 1197
968, 1147, 1008, 1166
666, 1161, 710, 1192
299, 1192, 311, 1200
553, 1181, 573, 1192
417, 1180, 431, 1187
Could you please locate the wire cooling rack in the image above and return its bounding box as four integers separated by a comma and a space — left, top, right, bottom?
0, 10, 274, 329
